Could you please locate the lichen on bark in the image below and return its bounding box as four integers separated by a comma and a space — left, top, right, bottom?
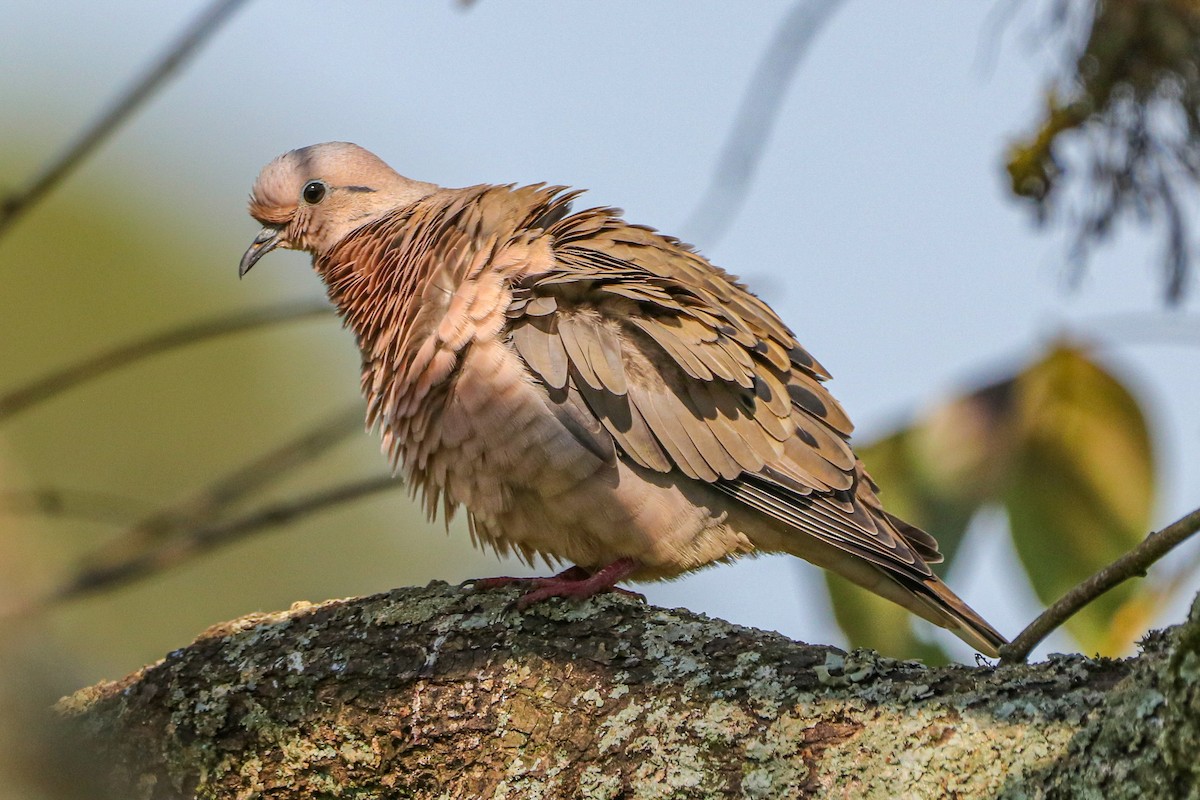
59, 582, 1199, 799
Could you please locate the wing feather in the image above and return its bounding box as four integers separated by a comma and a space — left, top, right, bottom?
556, 314, 603, 391
627, 381, 713, 480
496, 193, 947, 589
631, 318, 714, 381
510, 319, 569, 390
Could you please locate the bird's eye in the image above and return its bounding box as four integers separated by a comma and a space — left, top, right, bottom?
302, 180, 327, 204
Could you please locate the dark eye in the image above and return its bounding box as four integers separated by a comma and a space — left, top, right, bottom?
302, 180, 327, 204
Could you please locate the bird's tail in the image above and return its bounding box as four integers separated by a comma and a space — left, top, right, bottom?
880, 511, 1007, 657
902, 573, 1007, 658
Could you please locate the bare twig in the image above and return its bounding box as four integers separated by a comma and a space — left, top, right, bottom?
0, 0, 250, 237
973, 0, 1022, 79
679, 0, 845, 246
1000, 505, 1200, 664
0, 301, 332, 422
85, 404, 365, 570
1157, 165, 1189, 303
5, 475, 399, 618
0, 488, 150, 526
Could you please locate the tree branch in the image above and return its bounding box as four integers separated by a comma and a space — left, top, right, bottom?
59, 583, 1200, 798
82, 404, 365, 562
0, 0, 250, 238
44, 475, 398, 610
0, 406, 369, 622
0, 301, 332, 423
0, 488, 149, 526
5, 474, 398, 620
1001, 505, 1200, 663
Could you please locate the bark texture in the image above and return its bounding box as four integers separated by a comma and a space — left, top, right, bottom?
59, 583, 1200, 799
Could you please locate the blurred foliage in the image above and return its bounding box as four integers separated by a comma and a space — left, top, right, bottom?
1004, 345, 1155, 649
838, 343, 1156, 661
1007, 0, 1200, 302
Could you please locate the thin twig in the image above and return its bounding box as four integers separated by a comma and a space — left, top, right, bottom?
4, 475, 400, 619
0, 0, 250, 237
679, 0, 845, 246
84, 404, 365, 570
0, 300, 332, 422
0, 488, 150, 526
1000, 505, 1200, 664
973, 0, 1022, 79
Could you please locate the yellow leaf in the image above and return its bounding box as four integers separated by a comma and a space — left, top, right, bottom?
1103, 588, 1165, 656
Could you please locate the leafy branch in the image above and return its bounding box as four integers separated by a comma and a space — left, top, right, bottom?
1001, 504, 1200, 663
1008, 0, 1200, 302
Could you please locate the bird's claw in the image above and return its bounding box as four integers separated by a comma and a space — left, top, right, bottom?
469, 559, 642, 609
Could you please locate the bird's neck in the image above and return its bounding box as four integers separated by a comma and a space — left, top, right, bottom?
316, 211, 434, 368
315, 184, 571, 433
315, 185, 544, 363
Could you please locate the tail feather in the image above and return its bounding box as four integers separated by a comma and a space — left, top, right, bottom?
903, 574, 1007, 658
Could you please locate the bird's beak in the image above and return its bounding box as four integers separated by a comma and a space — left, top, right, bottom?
239, 227, 283, 278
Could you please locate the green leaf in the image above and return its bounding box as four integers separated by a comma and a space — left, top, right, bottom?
839, 341, 1157, 659
1003, 343, 1156, 653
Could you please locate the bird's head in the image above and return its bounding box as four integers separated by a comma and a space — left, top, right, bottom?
239, 142, 437, 276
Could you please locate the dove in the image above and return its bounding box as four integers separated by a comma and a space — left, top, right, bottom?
240, 142, 1007, 656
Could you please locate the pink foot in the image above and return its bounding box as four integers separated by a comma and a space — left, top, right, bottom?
470, 565, 590, 592
470, 559, 644, 609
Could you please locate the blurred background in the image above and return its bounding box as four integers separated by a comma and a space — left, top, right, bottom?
3, 1, 1199, 794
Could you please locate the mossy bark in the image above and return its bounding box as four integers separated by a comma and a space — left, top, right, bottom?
59, 584, 1200, 799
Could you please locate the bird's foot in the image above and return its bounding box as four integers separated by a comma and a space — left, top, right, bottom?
470, 559, 644, 609
469, 565, 591, 592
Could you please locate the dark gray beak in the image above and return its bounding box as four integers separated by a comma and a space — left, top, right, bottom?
239, 227, 282, 278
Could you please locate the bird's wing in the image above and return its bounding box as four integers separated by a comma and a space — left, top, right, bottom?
505, 202, 944, 580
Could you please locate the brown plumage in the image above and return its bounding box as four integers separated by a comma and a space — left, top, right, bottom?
240, 142, 1007, 656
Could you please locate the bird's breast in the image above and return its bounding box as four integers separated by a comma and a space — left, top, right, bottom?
372, 335, 605, 514
369, 335, 753, 574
